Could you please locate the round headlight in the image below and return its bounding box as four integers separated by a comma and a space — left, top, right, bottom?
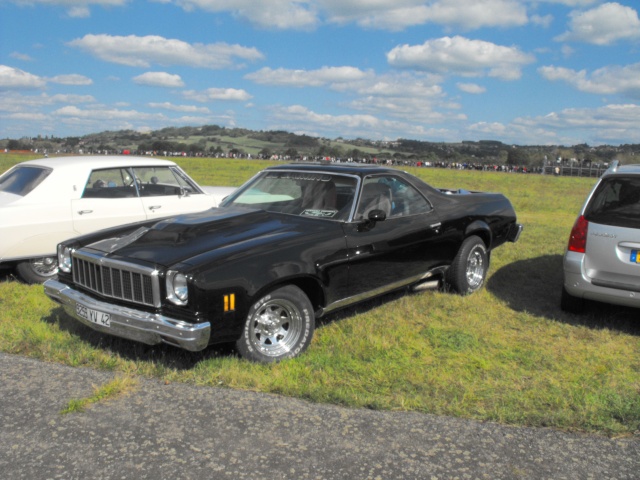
58, 246, 73, 273
167, 271, 189, 305
173, 273, 188, 302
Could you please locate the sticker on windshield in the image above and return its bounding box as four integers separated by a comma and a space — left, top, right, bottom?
301, 209, 337, 218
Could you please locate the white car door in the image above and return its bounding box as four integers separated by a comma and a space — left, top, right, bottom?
72, 167, 147, 234
134, 166, 214, 219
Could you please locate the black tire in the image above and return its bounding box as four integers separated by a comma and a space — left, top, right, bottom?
15, 257, 58, 284
560, 286, 585, 314
236, 285, 315, 363
445, 236, 488, 295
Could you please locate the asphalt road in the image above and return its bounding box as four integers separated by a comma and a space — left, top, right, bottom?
1, 352, 638, 480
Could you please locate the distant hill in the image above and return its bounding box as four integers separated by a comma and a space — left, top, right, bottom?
3, 124, 639, 168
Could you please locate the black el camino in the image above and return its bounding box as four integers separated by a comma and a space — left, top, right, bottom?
45, 163, 522, 362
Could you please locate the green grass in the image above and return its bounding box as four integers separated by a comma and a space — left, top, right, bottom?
1, 155, 639, 436
60, 376, 138, 414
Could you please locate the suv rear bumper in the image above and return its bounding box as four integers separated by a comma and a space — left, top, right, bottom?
44, 279, 211, 351
563, 251, 640, 308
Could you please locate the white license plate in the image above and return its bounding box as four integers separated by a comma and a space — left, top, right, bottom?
76, 303, 111, 327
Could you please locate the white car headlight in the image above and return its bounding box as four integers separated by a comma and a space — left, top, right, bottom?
166, 271, 189, 305
57, 245, 73, 273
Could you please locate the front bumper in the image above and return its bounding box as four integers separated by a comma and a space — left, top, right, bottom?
44, 279, 211, 351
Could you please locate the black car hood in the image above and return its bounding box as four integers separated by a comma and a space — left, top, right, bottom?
86, 205, 336, 268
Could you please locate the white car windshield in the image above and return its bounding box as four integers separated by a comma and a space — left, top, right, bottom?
0, 166, 52, 197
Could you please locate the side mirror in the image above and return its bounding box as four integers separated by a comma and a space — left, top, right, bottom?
358, 209, 387, 232
367, 209, 387, 222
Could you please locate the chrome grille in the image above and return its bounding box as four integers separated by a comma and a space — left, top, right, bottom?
72, 250, 160, 307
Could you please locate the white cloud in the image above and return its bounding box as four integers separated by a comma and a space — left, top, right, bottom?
530, 14, 553, 28
53, 105, 166, 121
556, 2, 640, 45
457, 82, 486, 94
8, 112, 48, 121
148, 102, 210, 113
0, 92, 95, 113
387, 36, 535, 80
6, 0, 129, 17
0, 65, 47, 89
161, 0, 318, 29
535, 0, 598, 5
49, 74, 93, 85
133, 72, 185, 88
245, 66, 370, 87
513, 103, 640, 144
67, 34, 264, 68
142, 0, 527, 32
246, 66, 451, 123
320, 0, 528, 31
182, 87, 253, 102
539, 63, 640, 97
10, 52, 33, 61
266, 104, 436, 139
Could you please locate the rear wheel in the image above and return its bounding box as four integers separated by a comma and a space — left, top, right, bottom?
445, 236, 488, 295
16, 257, 58, 284
560, 286, 585, 314
236, 285, 315, 363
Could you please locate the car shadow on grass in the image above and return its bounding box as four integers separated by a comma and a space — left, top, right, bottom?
487, 254, 640, 335
42, 306, 236, 370
42, 288, 411, 369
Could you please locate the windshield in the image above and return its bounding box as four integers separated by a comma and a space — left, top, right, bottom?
223, 170, 357, 221
0, 166, 52, 196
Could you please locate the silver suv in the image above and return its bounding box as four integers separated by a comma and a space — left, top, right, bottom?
562, 161, 640, 312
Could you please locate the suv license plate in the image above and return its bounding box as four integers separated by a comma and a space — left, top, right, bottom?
76, 303, 111, 327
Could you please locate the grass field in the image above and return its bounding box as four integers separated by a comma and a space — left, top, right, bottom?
1, 153, 639, 436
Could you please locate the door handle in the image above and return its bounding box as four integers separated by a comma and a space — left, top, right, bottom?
430, 222, 442, 233
77, 210, 93, 215
148, 205, 162, 211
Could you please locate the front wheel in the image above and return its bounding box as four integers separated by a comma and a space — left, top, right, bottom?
16, 257, 58, 284
236, 285, 315, 363
445, 236, 488, 295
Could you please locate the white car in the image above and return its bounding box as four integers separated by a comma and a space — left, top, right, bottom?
0, 156, 235, 283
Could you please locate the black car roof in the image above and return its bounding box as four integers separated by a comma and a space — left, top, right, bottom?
266, 162, 401, 177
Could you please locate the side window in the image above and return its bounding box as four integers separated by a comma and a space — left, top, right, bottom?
83, 168, 137, 198
132, 167, 185, 197
357, 176, 432, 219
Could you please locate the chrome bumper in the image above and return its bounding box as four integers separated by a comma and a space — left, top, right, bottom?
44, 279, 210, 351
508, 223, 524, 243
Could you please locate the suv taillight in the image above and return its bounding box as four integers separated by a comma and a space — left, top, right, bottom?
568, 215, 588, 253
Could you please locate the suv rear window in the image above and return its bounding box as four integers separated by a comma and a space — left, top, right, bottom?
585, 176, 640, 229
0, 166, 52, 196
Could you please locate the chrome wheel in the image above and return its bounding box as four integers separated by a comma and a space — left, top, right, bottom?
445, 235, 488, 295
16, 257, 58, 284
465, 246, 486, 289
250, 298, 304, 357
237, 285, 315, 363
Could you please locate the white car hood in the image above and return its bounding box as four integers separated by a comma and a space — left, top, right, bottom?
0, 192, 22, 207
201, 186, 236, 205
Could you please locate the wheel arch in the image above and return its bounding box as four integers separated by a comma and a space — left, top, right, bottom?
250, 275, 326, 317
464, 220, 492, 249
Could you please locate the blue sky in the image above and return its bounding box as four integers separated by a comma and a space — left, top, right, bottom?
1, 0, 640, 145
